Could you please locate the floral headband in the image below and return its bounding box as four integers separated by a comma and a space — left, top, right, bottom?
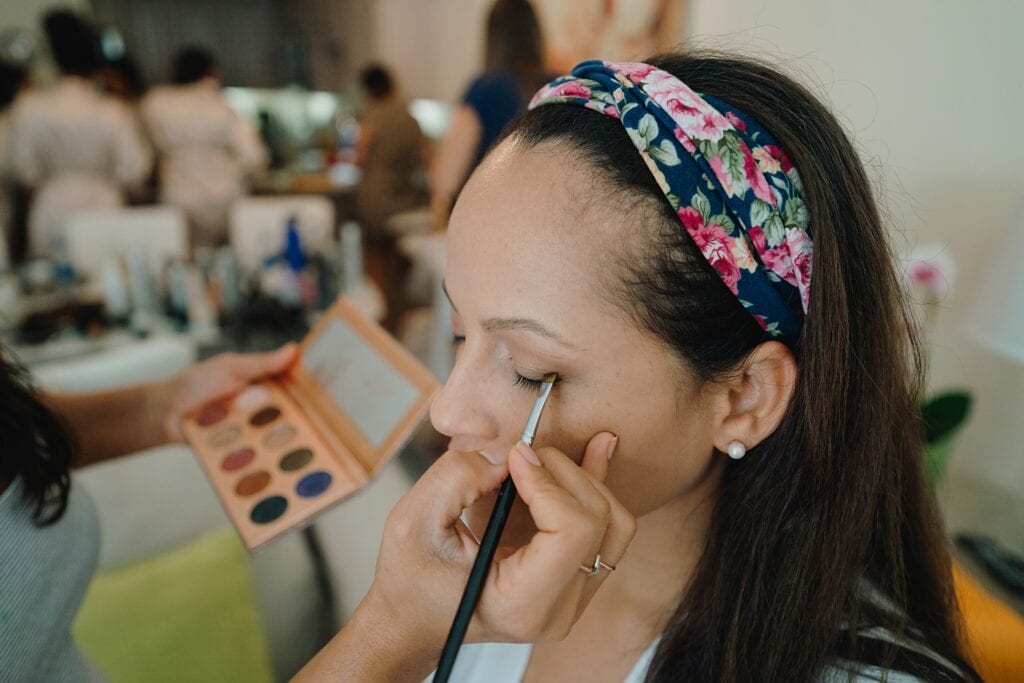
529, 60, 813, 347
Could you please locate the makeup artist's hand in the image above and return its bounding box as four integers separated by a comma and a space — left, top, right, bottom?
461, 435, 634, 644
159, 343, 299, 442
296, 433, 634, 681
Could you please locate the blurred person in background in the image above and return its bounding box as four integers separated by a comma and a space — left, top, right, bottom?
355, 63, 430, 329
140, 46, 267, 249
5, 9, 152, 261
0, 60, 28, 268
429, 0, 548, 230
354, 63, 428, 238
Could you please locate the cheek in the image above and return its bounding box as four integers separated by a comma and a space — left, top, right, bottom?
529, 380, 723, 517
603, 405, 721, 517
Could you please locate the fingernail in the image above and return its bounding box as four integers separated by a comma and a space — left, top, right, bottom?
478, 450, 503, 465
606, 435, 619, 461
516, 441, 542, 466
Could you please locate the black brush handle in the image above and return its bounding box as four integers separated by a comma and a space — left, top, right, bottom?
433, 476, 518, 682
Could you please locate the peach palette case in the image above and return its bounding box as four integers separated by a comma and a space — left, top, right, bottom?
181, 297, 438, 552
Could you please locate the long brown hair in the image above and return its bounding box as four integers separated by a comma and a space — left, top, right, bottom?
483, 0, 547, 106
502, 51, 977, 681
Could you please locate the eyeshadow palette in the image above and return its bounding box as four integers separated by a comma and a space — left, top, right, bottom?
181, 297, 438, 551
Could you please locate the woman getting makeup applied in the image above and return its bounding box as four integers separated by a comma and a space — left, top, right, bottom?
298, 51, 980, 682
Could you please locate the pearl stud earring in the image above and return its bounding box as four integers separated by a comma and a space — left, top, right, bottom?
727, 440, 747, 460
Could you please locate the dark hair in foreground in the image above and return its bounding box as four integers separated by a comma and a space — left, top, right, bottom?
484, 0, 547, 105
502, 52, 977, 682
0, 352, 73, 526
43, 9, 101, 77
172, 46, 216, 85
0, 61, 27, 111
360, 64, 394, 99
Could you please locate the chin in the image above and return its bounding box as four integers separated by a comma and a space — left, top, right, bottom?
466, 496, 538, 549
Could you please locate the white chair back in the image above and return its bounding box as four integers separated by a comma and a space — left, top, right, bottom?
229, 196, 334, 272
64, 206, 188, 278
383, 207, 432, 238
397, 233, 452, 379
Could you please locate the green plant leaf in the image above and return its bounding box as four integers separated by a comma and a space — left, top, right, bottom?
920, 391, 973, 443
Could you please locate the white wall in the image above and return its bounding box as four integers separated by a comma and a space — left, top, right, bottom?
688, 0, 1024, 508
0, 0, 89, 84
372, 0, 491, 102
0, 0, 88, 32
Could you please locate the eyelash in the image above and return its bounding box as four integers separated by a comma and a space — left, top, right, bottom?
452, 335, 549, 393
513, 373, 545, 392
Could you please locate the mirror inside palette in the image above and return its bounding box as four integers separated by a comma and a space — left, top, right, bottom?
181, 297, 438, 551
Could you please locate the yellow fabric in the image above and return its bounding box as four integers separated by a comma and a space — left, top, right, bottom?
954, 560, 1024, 682
73, 527, 273, 683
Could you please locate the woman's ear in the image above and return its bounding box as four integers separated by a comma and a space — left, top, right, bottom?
711, 341, 797, 454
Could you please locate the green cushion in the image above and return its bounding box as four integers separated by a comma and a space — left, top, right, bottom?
73, 527, 273, 683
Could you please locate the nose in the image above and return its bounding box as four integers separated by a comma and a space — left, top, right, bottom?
429, 352, 502, 452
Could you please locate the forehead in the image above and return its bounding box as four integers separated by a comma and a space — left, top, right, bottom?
446, 142, 628, 314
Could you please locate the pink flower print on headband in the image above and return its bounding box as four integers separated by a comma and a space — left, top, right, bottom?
530, 60, 814, 346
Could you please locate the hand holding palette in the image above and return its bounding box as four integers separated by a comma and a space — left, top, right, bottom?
181, 298, 438, 551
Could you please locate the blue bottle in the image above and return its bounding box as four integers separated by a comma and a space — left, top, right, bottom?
283, 215, 307, 272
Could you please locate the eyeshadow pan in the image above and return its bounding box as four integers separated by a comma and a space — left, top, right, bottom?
206, 425, 241, 448
234, 385, 270, 411
221, 447, 256, 472
235, 470, 271, 496
250, 406, 281, 427
263, 423, 296, 450
250, 495, 288, 525
279, 448, 314, 472
296, 471, 333, 498
196, 402, 229, 427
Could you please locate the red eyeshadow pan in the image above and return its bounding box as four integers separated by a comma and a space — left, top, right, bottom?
196, 402, 229, 427
222, 447, 256, 472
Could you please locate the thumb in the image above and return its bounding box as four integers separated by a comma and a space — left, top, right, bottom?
507, 442, 573, 522
578, 432, 617, 483
231, 343, 299, 381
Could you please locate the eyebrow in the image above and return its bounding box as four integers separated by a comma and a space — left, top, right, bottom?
442, 280, 579, 350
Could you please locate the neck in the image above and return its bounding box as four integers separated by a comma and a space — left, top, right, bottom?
586, 469, 722, 633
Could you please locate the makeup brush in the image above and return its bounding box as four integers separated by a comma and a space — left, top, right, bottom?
433, 373, 558, 682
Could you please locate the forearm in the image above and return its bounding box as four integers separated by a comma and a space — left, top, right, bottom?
43, 381, 174, 468
294, 590, 438, 683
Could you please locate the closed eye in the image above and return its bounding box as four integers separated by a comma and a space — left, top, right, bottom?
513, 373, 546, 392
